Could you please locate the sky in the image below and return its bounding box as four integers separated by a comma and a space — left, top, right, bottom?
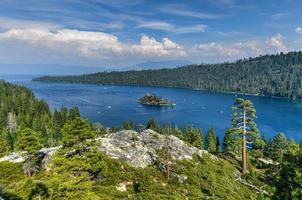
0, 0, 302, 69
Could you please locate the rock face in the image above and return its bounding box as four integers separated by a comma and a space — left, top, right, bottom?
98, 129, 217, 168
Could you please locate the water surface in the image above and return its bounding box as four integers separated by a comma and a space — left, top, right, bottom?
1, 74, 302, 142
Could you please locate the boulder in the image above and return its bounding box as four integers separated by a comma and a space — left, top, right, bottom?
98, 129, 217, 168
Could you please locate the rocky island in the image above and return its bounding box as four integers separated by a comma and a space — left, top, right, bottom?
138, 93, 175, 106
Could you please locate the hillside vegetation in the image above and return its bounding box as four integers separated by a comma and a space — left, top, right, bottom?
0, 81, 301, 199
34, 51, 302, 99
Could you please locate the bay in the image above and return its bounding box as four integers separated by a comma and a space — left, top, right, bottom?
1, 74, 302, 142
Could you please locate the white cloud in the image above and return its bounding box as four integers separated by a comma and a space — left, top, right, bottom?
194, 41, 262, 58
131, 35, 186, 57
196, 42, 241, 56
295, 27, 302, 34
137, 21, 207, 34
0, 28, 185, 59
191, 34, 293, 63
267, 33, 288, 52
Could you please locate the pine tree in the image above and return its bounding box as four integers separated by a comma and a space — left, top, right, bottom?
193, 128, 204, 149
274, 148, 302, 199
123, 121, 133, 130
16, 128, 42, 176
206, 127, 217, 154
62, 117, 96, 147
146, 118, 161, 132
231, 98, 259, 174
264, 133, 288, 162
0, 130, 11, 156
223, 128, 238, 156
68, 107, 80, 120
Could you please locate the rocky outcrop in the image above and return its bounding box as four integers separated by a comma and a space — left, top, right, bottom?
39, 147, 61, 168
98, 129, 217, 168
0, 152, 26, 163
0, 147, 60, 166
0, 130, 217, 169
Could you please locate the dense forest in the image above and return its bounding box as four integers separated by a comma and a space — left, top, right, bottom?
34, 51, 302, 99
0, 80, 81, 156
0, 81, 301, 199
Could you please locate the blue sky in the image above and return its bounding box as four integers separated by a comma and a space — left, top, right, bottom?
0, 0, 302, 68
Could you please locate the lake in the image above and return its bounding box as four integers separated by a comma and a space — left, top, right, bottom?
1, 74, 302, 142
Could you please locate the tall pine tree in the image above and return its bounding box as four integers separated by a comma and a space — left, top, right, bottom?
231, 98, 259, 174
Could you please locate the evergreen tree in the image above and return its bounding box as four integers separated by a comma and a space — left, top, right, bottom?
223, 128, 238, 156
146, 118, 160, 132
264, 133, 289, 162
68, 107, 80, 120
216, 136, 222, 154
0, 130, 11, 156
193, 128, 204, 149
62, 117, 96, 147
16, 128, 42, 154
252, 138, 266, 159
123, 121, 134, 130
206, 127, 217, 154
231, 98, 259, 174
16, 128, 42, 176
274, 148, 302, 199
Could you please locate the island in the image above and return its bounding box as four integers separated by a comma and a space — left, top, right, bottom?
138, 93, 176, 106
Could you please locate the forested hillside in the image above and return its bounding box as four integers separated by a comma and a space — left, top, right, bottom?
34, 51, 302, 99
0, 81, 301, 199
0, 80, 81, 156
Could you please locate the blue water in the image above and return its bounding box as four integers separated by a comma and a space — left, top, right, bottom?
1, 74, 302, 142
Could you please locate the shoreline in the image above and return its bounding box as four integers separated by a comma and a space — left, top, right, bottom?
32, 79, 296, 101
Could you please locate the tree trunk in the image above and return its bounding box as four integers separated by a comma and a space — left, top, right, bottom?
166, 151, 170, 182
166, 135, 170, 182
242, 109, 247, 174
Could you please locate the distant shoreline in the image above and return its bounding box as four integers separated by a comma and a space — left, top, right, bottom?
32, 79, 294, 101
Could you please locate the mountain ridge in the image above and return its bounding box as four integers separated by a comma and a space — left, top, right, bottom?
33, 51, 302, 99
